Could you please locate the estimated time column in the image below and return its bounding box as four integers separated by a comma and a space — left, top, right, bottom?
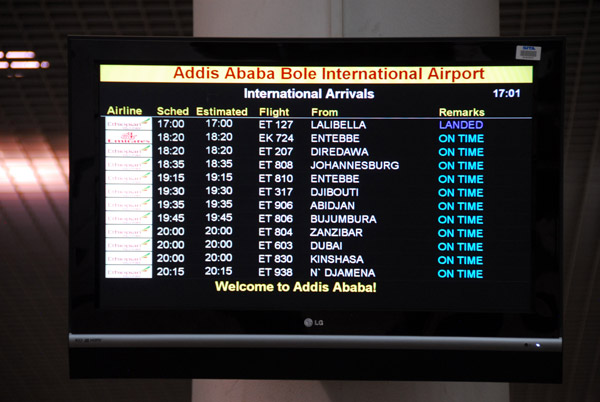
203, 117, 236, 278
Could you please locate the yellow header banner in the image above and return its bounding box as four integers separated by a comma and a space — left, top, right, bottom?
100, 65, 532, 84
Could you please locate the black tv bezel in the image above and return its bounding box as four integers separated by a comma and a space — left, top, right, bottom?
69, 36, 563, 381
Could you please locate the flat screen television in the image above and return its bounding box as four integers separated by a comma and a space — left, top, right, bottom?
69, 37, 563, 382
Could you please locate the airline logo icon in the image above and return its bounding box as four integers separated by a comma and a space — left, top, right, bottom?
106, 198, 152, 211
105, 116, 152, 130
106, 251, 152, 265
105, 170, 152, 184
106, 157, 152, 171
106, 225, 152, 237
106, 144, 152, 157
106, 130, 152, 144
106, 238, 152, 251
106, 211, 152, 225
106, 184, 151, 197
106, 265, 152, 279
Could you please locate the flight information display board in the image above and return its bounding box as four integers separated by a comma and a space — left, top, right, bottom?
69, 37, 563, 382
99, 63, 533, 312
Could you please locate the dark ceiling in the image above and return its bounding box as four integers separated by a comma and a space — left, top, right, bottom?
0, 1, 599, 401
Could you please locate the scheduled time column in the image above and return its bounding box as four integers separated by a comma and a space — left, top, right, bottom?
154, 117, 188, 278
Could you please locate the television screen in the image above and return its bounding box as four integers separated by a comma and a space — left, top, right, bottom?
69, 37, 563, 382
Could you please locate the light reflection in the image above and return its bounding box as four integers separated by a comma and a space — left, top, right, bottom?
1, 51, 50, 74
0, 140, 68, 193
7, 163, 37, 183
5, 51, 36, 59
10, 61, 40, 69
